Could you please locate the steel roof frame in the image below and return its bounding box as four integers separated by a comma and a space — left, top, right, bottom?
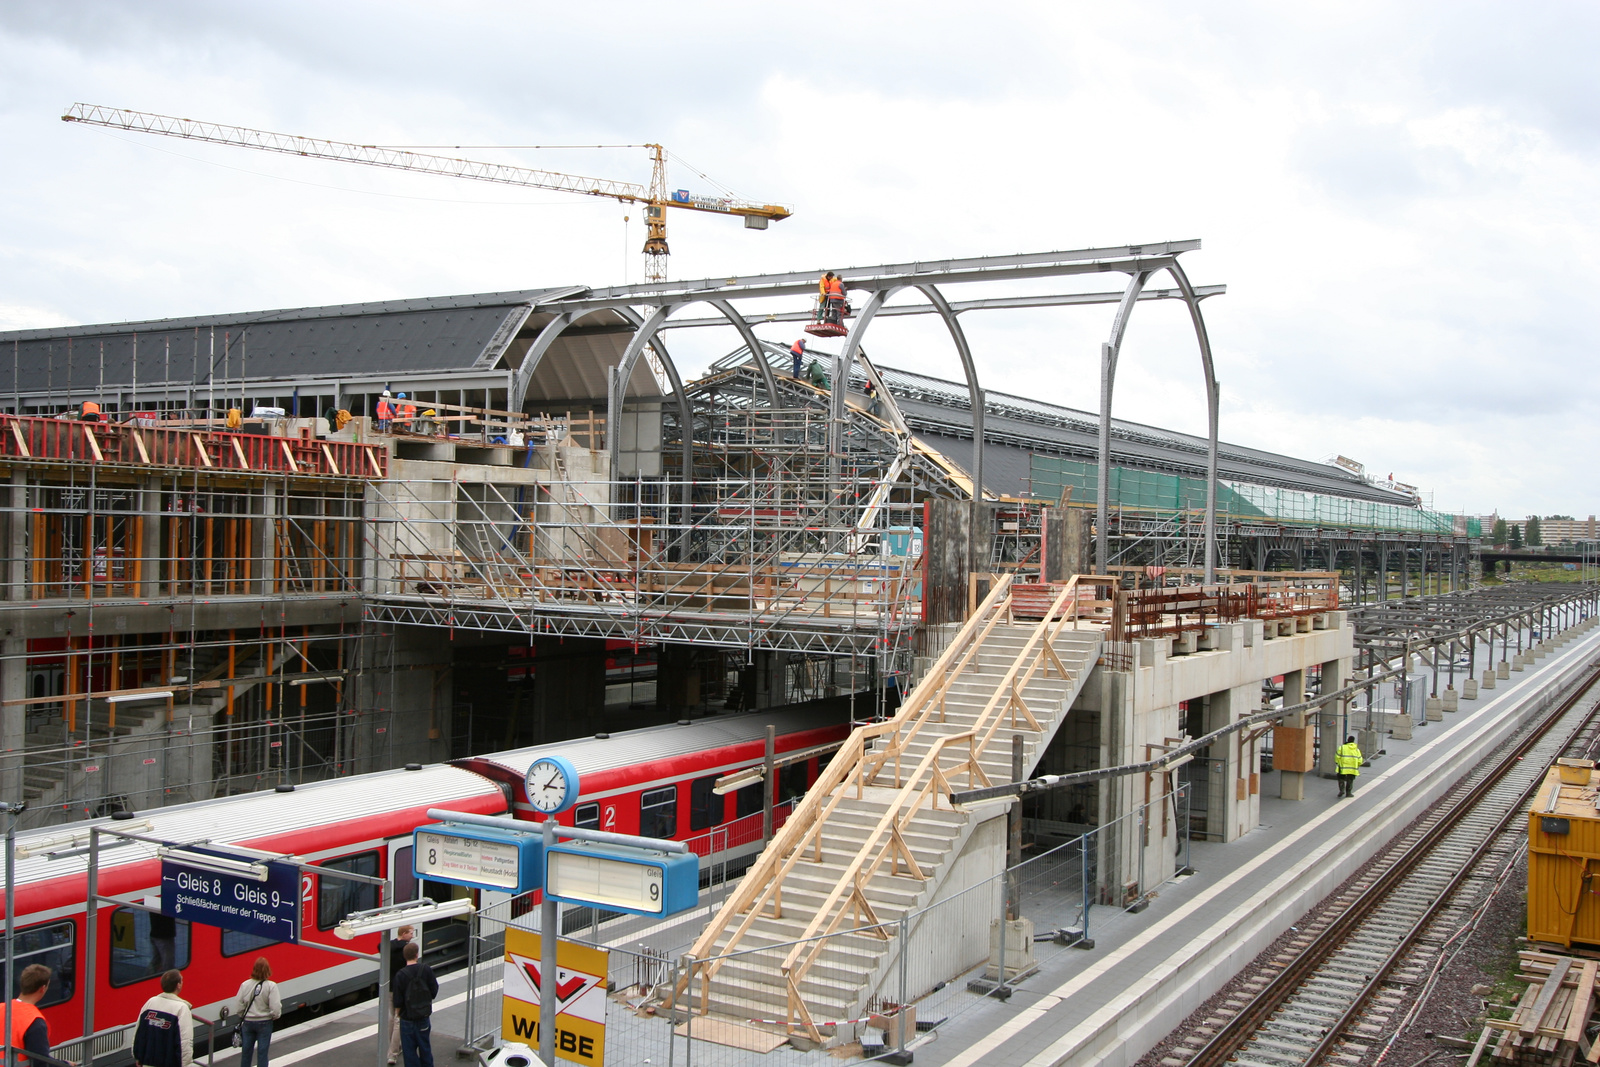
512, 242, 1226, 579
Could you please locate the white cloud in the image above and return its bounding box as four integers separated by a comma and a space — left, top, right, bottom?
1, 0, 1596, 518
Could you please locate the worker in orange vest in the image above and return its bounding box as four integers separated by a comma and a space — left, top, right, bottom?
824, 273, 847, 325
790, 338, 807, 377
79, 400, 102, 422
375, 390, 394, 432
396, 393, 417, 430
8, 964, 54, 1065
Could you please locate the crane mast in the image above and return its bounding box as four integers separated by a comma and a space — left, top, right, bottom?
62, 103, 791, 282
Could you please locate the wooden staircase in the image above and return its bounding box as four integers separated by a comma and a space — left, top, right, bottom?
676, 574, 1110, 1042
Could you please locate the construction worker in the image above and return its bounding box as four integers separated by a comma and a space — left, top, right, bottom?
790, 337, 807, 377
397, 392, 417, 430
79, 400, 102, 422
375, 390, 394, 432
1335, 734, 1363, 798
8, 963, 54, 1065
824, 273, 847, 325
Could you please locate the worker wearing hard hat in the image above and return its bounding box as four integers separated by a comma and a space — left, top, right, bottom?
790, 338, 807, 377
396, 392, 417, 430
375, 390, 394, 432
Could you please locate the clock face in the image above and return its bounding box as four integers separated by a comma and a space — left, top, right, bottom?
525, 756, 578, 814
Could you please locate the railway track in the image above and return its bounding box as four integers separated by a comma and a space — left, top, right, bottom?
1168, 656, 1600, 1067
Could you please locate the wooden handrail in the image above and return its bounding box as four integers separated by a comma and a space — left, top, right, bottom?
673, 573, 1119, 1039
676, 574, 1015, 991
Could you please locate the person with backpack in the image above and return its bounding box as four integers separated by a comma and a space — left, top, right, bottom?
391, 941, 438, 1067
233, 958, 282, 1067
133, 970, 193, 1067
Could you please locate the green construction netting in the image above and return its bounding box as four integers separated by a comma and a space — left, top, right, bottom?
1028, 455, 1469, 535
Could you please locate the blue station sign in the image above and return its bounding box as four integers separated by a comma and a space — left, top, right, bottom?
414, 822, 545, 895
544, 841, 698, 917
160, 847, 299, 943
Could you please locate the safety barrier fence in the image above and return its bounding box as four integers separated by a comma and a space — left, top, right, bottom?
0, 413, 383, 478
449, 785, 1188, 1066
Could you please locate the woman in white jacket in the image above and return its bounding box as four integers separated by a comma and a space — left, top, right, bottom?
234, 958, 283, 1067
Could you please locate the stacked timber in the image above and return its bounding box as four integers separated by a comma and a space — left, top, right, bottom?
1482, 952, 1600, 1063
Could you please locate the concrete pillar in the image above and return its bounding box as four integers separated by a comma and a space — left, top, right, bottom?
140, 477, 163, 598
1317, 655, 1347, 777
253, 485, 278, 595
1278, 668, 1307, 800
7, 472, 25, 601
1204, 681, 1261, 842
1, 638, 24, 803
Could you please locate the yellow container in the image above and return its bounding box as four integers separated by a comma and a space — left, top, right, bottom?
1559, 758, 1596, 785
1528, 763, 1600, 947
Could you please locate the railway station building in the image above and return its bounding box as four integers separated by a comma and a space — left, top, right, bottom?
0, 245, 1468, 885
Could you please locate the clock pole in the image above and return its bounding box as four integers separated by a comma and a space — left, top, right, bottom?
540, 816, 558, 1067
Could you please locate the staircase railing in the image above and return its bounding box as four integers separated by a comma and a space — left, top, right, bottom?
675, 573, 1109, 1039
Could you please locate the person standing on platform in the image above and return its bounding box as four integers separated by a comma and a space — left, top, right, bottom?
375, 390, 394, 432
790, 337, 807, 377
1335, 735, 1363, 798
8, 964, 54, 1065
392, 941, 438, 1067
133, 970, 193, 1067
149, 913, 177, 974
234, 957, 282, 1067
386, 925, 417, 1065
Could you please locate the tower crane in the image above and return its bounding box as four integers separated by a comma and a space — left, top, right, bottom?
62, 103, 792, 282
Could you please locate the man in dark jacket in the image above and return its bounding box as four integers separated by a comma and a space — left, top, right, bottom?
385, 925, 415, 1065
133, 970, 193, 1067
391, 942, 438, 1067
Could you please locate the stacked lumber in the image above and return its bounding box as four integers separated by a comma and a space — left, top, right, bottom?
1482, 952, 1600, 1063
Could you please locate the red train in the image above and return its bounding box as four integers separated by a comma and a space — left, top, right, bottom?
3, 707, 850, 1054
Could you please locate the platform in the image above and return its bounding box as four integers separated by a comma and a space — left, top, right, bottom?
240, 623, 1600, 1067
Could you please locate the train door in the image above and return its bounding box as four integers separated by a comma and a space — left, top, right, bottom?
388, 835, 473, 961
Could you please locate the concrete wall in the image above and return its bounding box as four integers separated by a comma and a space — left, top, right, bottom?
1073, 613, 1354, 902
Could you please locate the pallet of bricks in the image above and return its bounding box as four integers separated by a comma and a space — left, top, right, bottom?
1481, 952, 1600, 1064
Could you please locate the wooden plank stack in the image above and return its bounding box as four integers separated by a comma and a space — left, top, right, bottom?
1482, 952, 1600, 1063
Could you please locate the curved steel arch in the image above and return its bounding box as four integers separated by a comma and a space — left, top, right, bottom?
507, 311, 576, 415
704, 298, 781, 406
1095, 260, 1221, 581
606, 303, 680, 482
825, 285, 990, 500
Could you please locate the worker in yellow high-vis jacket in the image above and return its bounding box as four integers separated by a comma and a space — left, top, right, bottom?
1335, 735, 1364, 798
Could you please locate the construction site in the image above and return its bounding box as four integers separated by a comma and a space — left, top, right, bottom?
11, 107, 1594, 1067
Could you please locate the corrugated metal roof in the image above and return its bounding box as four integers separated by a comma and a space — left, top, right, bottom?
10, 764, 503, 885
0, 289, 580, 393
878, 363, 1413, 506
466, 707, 851, 779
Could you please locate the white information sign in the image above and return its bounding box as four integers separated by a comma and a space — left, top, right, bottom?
416, 829, 522, 890
547, 849, 665, 914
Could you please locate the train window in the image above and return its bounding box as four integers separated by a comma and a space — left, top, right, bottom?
109, 909, 191, 986
779, 762, 809, 803
735, 780, 764, 819
318, 851, 381, 931
10, 921, 74, 1007
689, 775, 724, 832
393, 846, 417, 904
639, 786, 677, 839
221, 929, 279, 958
574, 803, 600, 830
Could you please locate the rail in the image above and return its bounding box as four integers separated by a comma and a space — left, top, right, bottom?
675, 572, 1108, 1039
0, 414, 383, 478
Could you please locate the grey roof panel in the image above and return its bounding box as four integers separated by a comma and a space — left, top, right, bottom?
0, 287, 583, 392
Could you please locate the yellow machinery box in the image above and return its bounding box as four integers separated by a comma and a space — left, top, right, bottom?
1528, 761, 1600, 947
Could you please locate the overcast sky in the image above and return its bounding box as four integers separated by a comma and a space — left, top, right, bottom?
2, 1, 1595, 520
